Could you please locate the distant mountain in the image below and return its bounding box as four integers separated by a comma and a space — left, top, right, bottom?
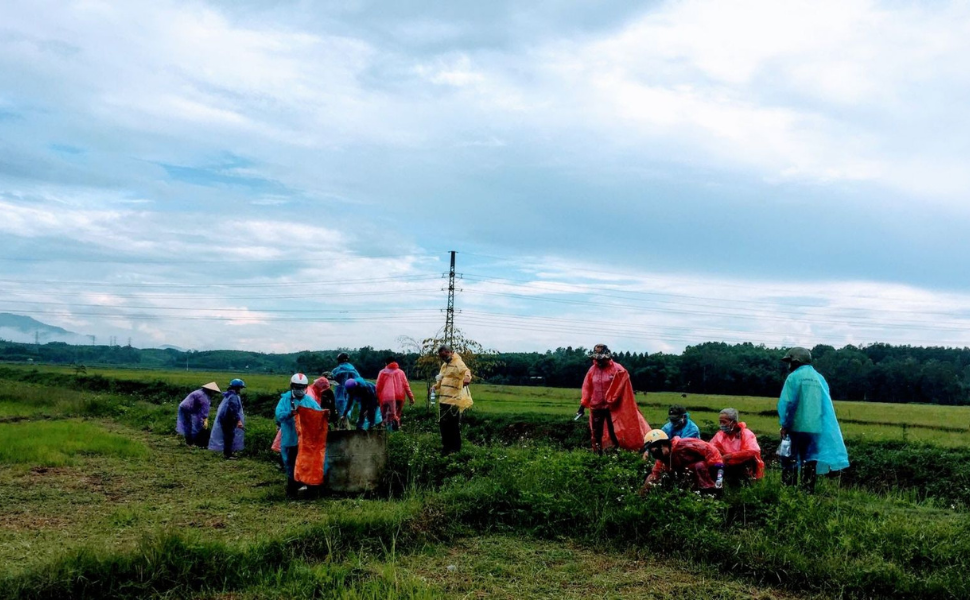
159, 345, 187, 351
0, 313, 88, 345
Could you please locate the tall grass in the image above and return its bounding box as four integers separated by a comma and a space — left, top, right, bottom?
0, 420, 148, 467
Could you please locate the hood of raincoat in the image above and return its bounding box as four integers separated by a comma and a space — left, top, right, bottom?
386, 362, 399, 370
311, 377, 331, 394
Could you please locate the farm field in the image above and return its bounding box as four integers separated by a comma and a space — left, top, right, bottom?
8, 363, 970, 447
2, 364, 970, 599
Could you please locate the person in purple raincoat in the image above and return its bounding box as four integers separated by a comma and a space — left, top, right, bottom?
176, 382, 221, 447
209, 379, 246, 460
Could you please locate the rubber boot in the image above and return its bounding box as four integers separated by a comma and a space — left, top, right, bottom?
781, 459, 798, 487
286, 478, 299, 499
801, 461, 818, 494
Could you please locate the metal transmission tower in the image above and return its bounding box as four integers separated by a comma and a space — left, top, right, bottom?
442, 251, 461, 347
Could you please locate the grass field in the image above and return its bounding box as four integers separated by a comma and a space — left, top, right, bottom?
8, 363, 970, 446
2, 364, 970, 599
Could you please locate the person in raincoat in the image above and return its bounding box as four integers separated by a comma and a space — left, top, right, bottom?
271, 376, 335, 462
343, 377, 381, 430
208, 379, 245, 460
578, 344, 651, 454
661, 405, 701, 440
641, 430, 724, 495
376, 357, 415, 432
435, 345, 472, 455
176, 382, 221, 447
778, 347, 849, 493
331, 353, 362, 428
709, 408, 764, 483
275, 373, 324, 499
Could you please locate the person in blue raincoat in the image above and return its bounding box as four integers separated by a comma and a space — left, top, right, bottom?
275, 373, 322, 499
343, 377, 381, 430
331, 353, 362, 427
778, 347, 849, 493
209, 379, 246, 460
661, 405, 701, 440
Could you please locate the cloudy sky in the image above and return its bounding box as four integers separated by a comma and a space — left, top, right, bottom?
1, 0, 969, 353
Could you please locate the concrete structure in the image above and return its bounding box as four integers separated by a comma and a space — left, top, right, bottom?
326, 430, 388, 493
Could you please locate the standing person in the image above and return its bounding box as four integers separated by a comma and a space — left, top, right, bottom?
275, 374, 324, 499
641, 430, 724, 495
661, 405, 701, 440
208, 379, 246, 460
778, 347, 849, 493
176, 382, 220, 447
343, 377, 381, 431
435, 345, 472, 455
331, 353, 362, 428
578, 344, 651, 454
376, 357, 415, 432
709, 408, 764, 483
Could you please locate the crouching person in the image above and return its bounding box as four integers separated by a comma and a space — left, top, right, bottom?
710, 408, 764, 484
640, 430, 724, 496
275, 373, 324, 499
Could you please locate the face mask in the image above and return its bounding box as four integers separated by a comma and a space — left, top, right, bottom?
292, 389, 306, 399
669, 417, 685, 428
719, 424, 733, 433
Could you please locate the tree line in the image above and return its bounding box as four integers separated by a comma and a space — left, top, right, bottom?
2, 339, 969, 405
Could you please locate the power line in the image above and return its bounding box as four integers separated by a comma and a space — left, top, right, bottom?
459, 289, 970, 333
0, 274, 439, 289
461, 273, 970, 315
458, 252, 970, 305
0, 288, 442, 301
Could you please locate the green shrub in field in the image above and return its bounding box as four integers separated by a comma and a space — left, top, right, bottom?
0, 420, 148, 467
383, 434, 970, 599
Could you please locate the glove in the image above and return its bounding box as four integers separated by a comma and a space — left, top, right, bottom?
203, 418, 209, 429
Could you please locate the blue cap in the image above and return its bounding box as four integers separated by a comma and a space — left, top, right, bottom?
229, 378, 246, 389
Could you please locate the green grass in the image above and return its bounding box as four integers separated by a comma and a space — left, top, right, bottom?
468, 385, 970, 446
6, 363, 970, 446
4, 366, 970, 598
0, 420, 148, 467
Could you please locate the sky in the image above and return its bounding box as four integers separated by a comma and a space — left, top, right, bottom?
1, 0, 970, 354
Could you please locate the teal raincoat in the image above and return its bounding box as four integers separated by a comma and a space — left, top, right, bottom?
778, 365, 849, 474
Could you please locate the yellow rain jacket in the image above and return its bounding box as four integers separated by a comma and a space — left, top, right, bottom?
436, 353, 473, 411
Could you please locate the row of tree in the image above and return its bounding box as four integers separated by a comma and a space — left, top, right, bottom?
3, 339, 969, 405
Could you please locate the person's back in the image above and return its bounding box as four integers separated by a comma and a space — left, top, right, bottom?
780, 365, 828, 434
669, 437, 722, 471
377, 364, 412, 403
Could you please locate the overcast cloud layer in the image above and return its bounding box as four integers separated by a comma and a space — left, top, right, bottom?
1, 0, 969, 353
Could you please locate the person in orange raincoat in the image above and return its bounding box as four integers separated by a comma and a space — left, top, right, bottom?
641, 430, 724, 494
578, 344, 651, 454
709, 408, 764, 483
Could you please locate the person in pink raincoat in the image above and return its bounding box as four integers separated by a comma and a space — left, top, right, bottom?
376, 357, 415, 432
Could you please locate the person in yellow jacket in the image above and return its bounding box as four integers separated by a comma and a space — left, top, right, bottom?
435, 344, 472, 455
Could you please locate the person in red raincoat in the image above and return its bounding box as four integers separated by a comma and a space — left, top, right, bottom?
709, 407, 764, 483
641, 430, 724, 494
578, 344, 651, 454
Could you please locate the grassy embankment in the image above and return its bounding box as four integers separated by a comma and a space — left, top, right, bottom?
2, 365, 970, 598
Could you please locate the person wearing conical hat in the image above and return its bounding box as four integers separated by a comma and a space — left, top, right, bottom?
176, 382, 221, 447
